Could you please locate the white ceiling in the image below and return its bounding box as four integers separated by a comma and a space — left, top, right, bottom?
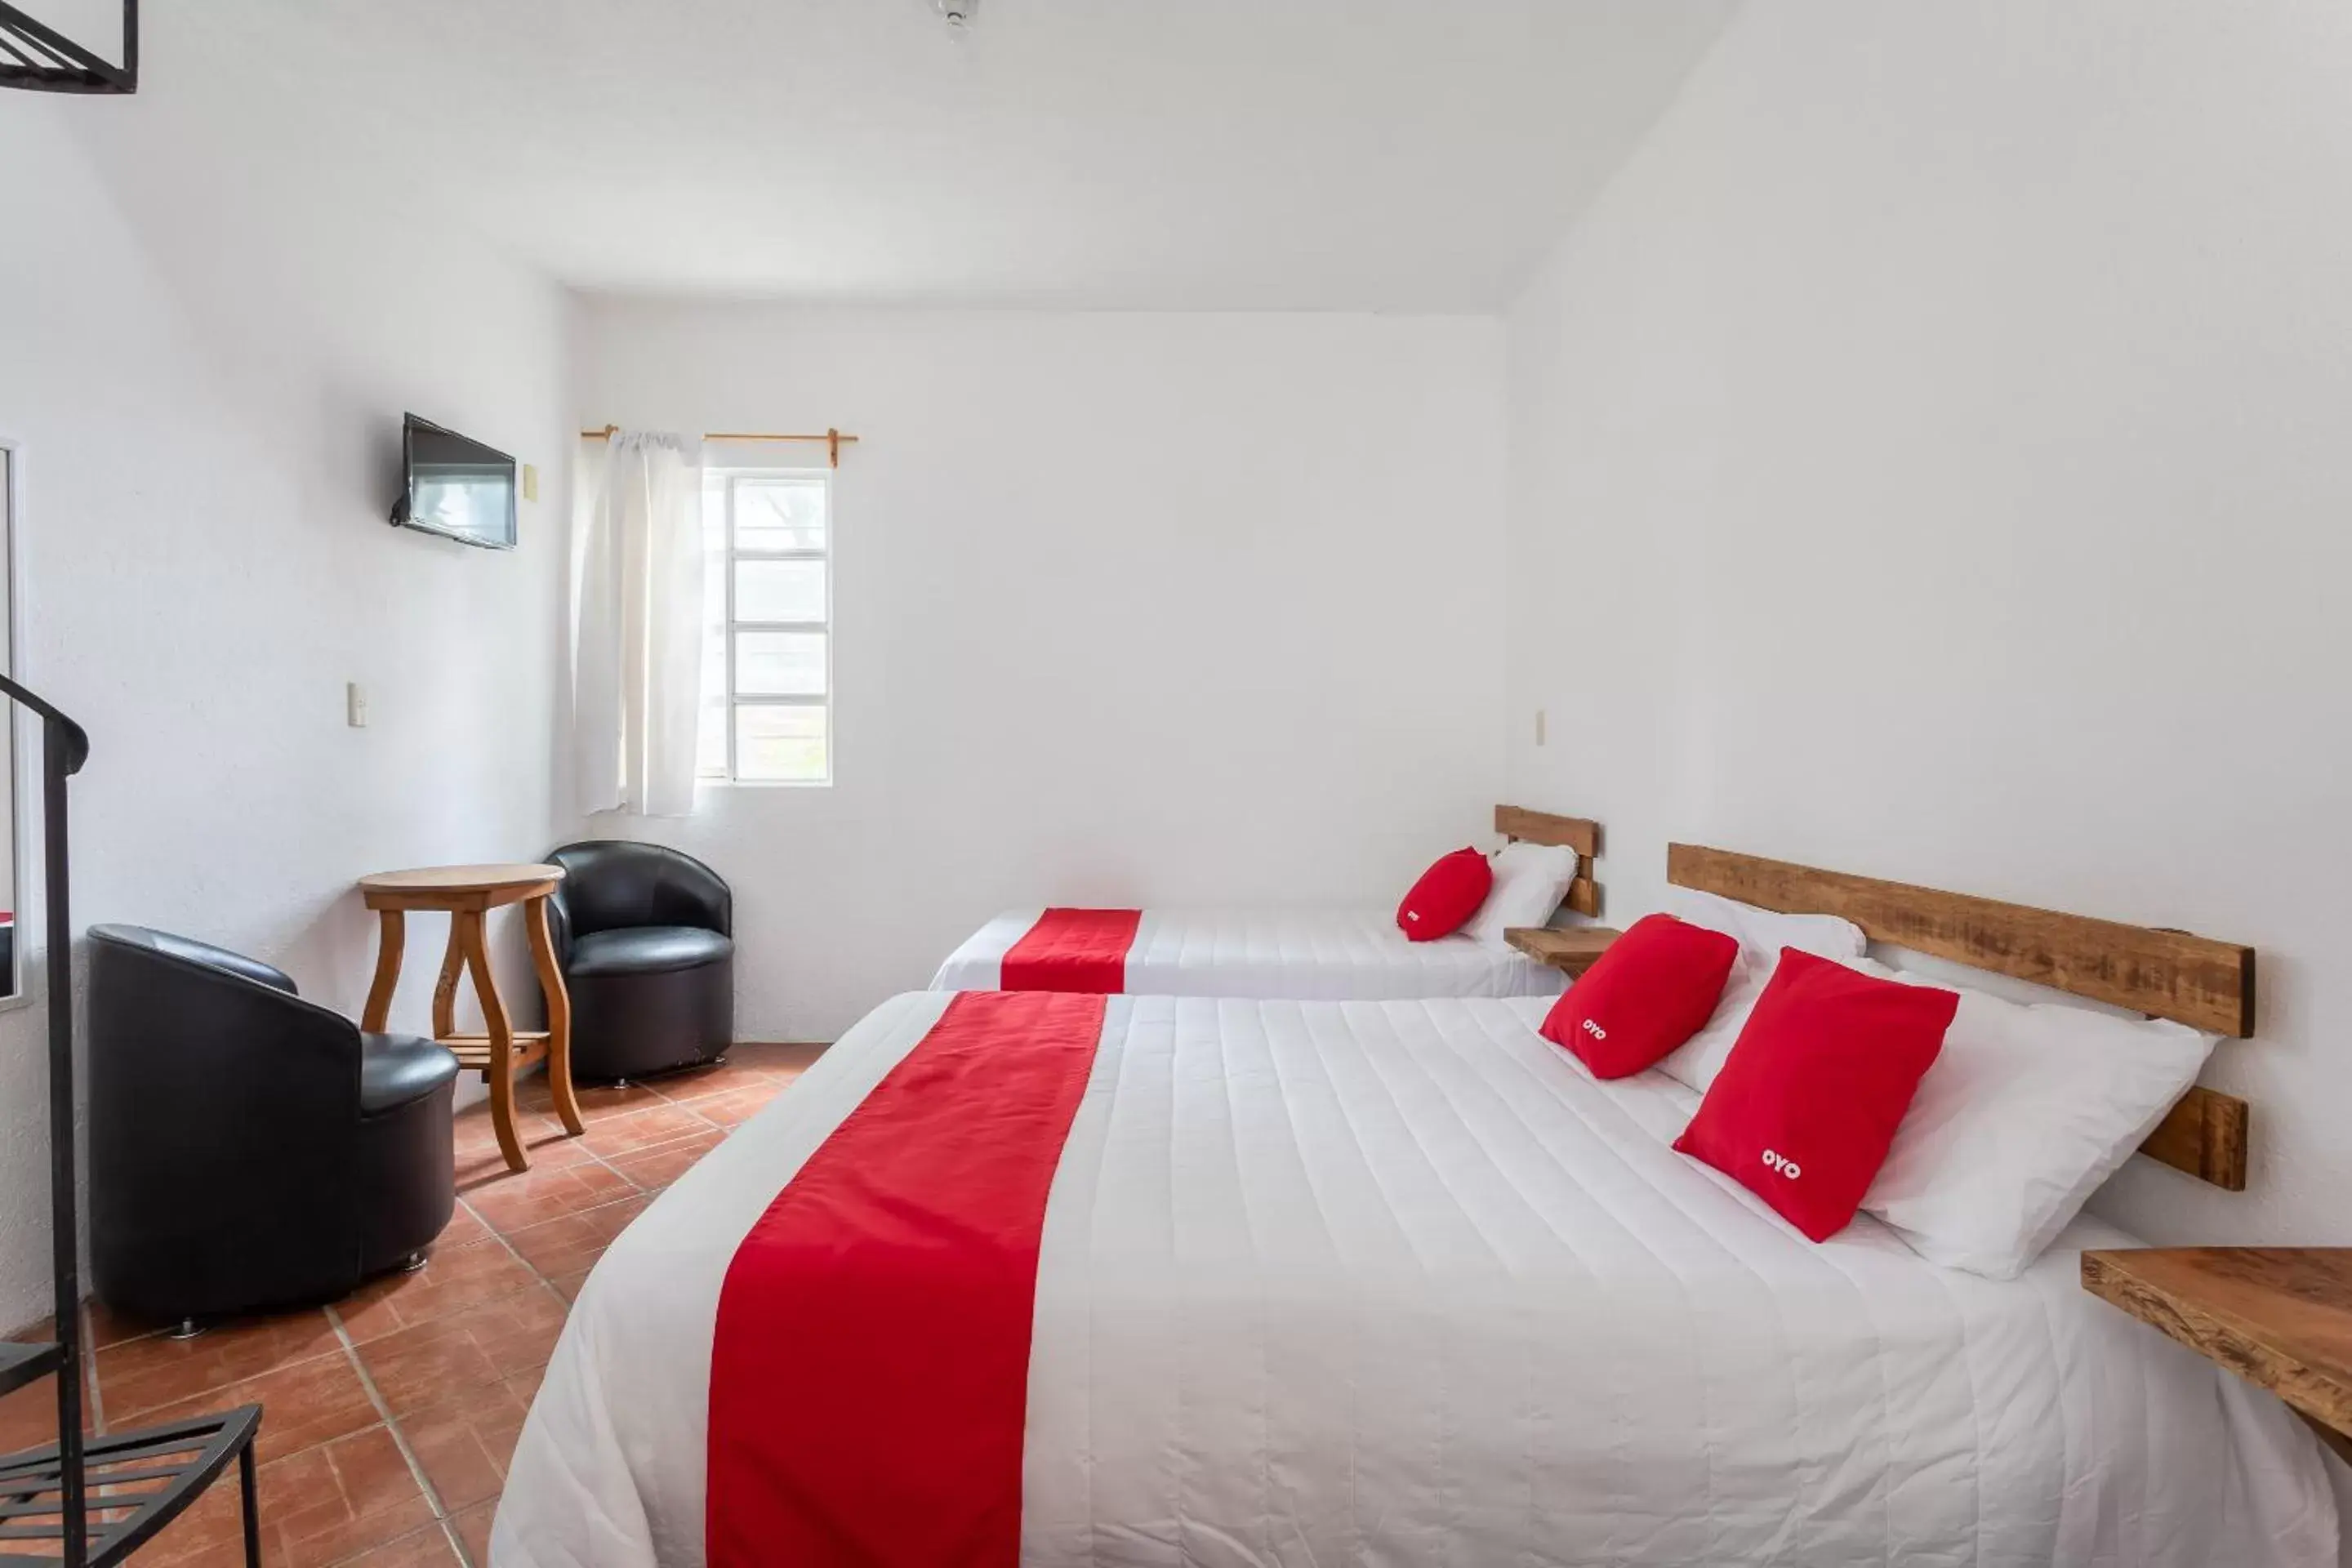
167, 0, 1738, 310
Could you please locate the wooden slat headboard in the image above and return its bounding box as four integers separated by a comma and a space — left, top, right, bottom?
1666, 843, 2256, 1191
1496, 805, 1601, 918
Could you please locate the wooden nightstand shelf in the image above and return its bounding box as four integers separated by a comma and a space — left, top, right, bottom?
1503, 926, 1622, 979
2082, 1248, 2352, 1462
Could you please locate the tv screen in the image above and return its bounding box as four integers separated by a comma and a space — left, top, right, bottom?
393, 414, 517, 550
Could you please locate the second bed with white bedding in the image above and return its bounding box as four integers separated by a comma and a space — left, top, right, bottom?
931, 906, 1567, 997
497, 991, 2340, 1566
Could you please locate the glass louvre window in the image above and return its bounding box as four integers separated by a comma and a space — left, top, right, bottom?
698, 471, 831, 784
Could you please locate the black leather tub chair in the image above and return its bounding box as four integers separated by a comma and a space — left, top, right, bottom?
544, 840, 734, 1083
87, 924, 459, 1330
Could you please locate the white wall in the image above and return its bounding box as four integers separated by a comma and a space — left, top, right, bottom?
0, 91, 575, 1328
1505, 0, 2352, 1244
577, 304, 1507, 1040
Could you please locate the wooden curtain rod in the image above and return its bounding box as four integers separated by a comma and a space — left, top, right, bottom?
578, 425, 860, 467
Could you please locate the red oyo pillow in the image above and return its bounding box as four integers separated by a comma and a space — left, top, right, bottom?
1674, 947, 1958, 1242
1395, 848, 1493, 942
1539, 913, 1739, 1078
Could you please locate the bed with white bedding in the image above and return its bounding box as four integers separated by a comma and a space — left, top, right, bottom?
928, 804, 1598, 1000
930, 905, 1569, 998
495, 990, 2341, 1567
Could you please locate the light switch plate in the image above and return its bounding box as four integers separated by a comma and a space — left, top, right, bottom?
1535, 708, 1547, 746
521, 463, 540, 503
347, 682, 368, 728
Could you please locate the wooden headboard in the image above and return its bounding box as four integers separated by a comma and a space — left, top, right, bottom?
1495, 804, 1601, 918
1667, 843, 2256, 1191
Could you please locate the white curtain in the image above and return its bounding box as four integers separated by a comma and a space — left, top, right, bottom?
572, 431, 705, 817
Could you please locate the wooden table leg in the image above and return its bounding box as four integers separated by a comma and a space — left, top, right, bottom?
526, 894, 585, 1137
431, 919, 466, 1040
361, 909, 404, 1033
457, 909, 528, 1174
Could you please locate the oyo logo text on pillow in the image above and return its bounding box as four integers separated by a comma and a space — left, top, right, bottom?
1762, 1149, 1802, 1180
1580, 1018, 1606, 1041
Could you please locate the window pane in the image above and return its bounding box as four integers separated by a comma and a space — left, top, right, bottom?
735, 631, 826, 696
702, 476, 728, 548
734, 559, 826, 624
699, 534, 728, 765
735, 479, 826, 553
703, 526, 729, 626
736, 705, 828, 783
702, 612, 728, 700
697, 699, 728, 777
700, 479, 729, 773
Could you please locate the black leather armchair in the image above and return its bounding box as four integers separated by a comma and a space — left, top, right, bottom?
545, 840, 734, 1082
87, 924, 460, 1326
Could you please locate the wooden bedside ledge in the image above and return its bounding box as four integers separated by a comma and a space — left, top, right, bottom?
1503, 926, 1622, 978
2082, 1248, 2352, 1457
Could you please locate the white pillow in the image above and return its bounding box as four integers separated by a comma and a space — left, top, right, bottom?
1654, 963, 1767, 1094
1463, 842, 1580, 946
1857, 959, 2217, 1279
1660, 885, 1867, 970
1649, 889, 1869, 1091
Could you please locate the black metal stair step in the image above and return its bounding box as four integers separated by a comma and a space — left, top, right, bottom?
0, 1405, 261, 1566
0, 1343, 61, 1404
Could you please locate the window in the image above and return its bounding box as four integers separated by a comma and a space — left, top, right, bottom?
699, 470, 832, 784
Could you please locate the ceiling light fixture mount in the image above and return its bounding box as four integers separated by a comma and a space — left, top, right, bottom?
0, 0, 137, 93
931, 0, 979, 32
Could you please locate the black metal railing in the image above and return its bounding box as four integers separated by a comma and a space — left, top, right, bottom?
0, 678, 261, 1568
0, 2, 136, 95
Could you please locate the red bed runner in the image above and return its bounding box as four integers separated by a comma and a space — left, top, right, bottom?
706, 990, 1107, 1568
999, 906, 1142, 993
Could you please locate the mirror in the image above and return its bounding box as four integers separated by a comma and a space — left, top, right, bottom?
0, 440, 18, 1004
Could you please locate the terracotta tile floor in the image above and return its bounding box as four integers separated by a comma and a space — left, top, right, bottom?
0, 1045, 822, 1567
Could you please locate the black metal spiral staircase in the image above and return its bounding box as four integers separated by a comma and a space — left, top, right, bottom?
0, 2, 136, 95
0, 679, 261, 1566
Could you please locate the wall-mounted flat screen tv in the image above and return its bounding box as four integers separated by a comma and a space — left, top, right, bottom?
390, 413, 517, 550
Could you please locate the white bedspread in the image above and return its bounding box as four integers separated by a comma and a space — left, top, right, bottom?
496, 993, 2341, 1568
929, 907, 1567, 998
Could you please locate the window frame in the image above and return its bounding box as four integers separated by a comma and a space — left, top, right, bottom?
701, 465, 835, 788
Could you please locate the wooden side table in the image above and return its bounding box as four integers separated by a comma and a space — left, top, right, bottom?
2082, 1247, 2352, 1464
1503, 925, 1623, 980
359, 863, 585, 1174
